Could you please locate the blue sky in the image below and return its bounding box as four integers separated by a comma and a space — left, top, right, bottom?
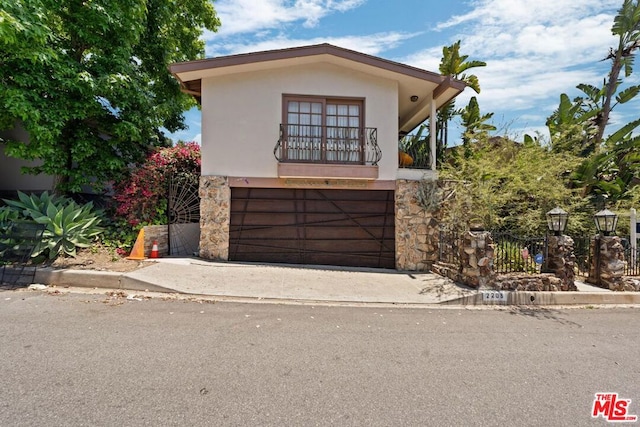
168, 0, 638, 145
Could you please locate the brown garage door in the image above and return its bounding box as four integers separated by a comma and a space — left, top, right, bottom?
229, 188, 395, 269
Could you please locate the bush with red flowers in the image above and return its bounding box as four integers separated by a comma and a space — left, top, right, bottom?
113, 142, 201, 227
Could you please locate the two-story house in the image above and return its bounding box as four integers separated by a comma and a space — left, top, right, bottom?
170, 43, 465, 270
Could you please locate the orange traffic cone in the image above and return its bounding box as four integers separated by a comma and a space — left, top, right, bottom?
150, 240, 159, 258
127, 229, 146, 260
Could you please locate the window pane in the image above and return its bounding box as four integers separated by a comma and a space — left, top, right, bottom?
300, 114, 311, 125
289, 101, 299, 113
349, 117, 359, 127
300, 102, 311, 113
312, 102, 322, 114
311, 114, 322, 126
288, 113, 299, 124
326, 104, 336, 115
349, 105, 359, 116
337, 105, 348, 115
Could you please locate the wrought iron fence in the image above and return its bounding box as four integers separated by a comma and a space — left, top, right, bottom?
438, 228, 462, 266
491, 232, 547, 274
0, 222, 45, 288
435, 228, 639, 279
622, 238, 640, 276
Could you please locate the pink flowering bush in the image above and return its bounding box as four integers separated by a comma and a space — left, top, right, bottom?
113, 142, 201, 226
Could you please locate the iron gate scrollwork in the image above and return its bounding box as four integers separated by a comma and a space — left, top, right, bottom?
167, 172, 200, 256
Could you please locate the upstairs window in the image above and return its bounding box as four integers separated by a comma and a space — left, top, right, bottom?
282, 95, 364, 163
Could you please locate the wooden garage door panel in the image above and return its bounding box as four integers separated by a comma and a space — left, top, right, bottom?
230, 188, 395, 269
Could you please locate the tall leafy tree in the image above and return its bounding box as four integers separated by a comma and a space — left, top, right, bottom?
546, 0, 640, 205
437, 40, 486, 164
0, 0, 220, 193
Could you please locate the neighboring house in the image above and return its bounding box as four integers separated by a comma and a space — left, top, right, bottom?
170, 43, 465, 270
0, 122, 55, 198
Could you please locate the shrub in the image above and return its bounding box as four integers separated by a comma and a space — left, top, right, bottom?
113, 142, 200, 227
2, 191, 104, 260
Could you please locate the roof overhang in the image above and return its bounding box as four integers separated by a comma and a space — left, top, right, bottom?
170, 43, 466, 134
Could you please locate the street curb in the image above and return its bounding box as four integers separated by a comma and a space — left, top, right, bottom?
441, 291, 640, 306
31, 268, 640, 306
35, 268, 175, 294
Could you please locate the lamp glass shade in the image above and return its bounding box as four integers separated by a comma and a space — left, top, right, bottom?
594, 209, 618, 234
546, 207, 568, 233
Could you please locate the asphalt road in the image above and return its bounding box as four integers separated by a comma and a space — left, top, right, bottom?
0, 290, 639, 426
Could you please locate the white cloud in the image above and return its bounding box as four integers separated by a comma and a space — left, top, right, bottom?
206, 0, 365, 38
208, 32, 419, 57
419, 0, 626, 137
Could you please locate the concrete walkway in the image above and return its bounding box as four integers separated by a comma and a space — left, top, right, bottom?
30, 257, 640, 306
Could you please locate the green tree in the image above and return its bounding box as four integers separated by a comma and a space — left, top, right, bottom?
0, 0, 220, 193
594, 0, 640, 147
546, 0, 640, 205
440, 137, 591, 236
437, 40, 486, 165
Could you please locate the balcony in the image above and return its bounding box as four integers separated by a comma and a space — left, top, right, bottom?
398, 128, 432, 170
274, 124, 381, 179
397, 128, 436, 181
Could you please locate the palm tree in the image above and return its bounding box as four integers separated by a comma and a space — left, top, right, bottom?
594, 0, 640, 147
437, 41, 486, 165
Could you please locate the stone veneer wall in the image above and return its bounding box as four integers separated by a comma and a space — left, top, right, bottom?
395, 179, 440, 271
141, 224, 168, 257
198, 176, 230, 260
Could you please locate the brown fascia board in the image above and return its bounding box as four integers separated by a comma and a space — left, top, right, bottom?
169, 43, 460, 85
169, 43, 467, 109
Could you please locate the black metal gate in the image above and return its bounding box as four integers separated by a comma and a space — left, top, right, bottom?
573, 236, 592, 278
167, 172, 200, 256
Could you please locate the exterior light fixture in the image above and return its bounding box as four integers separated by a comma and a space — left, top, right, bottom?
410, 95, 419, 102
546, 207, 569, 236
594, 209, 618, 236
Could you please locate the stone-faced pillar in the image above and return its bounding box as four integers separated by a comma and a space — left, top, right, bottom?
460, 230, 494, 288
199, 176, 230, 260
395, 179, 440, 271
589, 235, 626, 290
546, 235, 577, 291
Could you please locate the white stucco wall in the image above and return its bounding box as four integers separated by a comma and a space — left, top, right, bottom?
200, 62, 399, 180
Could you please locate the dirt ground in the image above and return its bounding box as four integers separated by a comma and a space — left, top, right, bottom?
50, 244, 148, 272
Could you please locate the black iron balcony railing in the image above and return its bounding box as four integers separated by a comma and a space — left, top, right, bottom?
274, 124, 382, 165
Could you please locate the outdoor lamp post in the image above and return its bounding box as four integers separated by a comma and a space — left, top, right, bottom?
594, 209, 619, 236
546, 207, 569, 236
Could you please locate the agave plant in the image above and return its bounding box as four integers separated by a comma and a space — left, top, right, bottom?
3, 191, 104, 259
